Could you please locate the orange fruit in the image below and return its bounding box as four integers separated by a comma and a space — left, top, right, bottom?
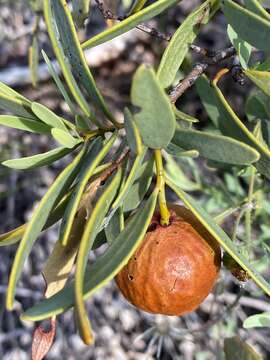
115, 205, 221, 315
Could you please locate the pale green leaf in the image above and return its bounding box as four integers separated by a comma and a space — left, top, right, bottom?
31, 102, 67, 130
243, 312, 270, 328
51, 128, 82, 148
0, 115, 51, 134
2, 147, 72, 170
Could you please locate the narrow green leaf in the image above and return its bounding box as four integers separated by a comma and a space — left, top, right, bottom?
0, 82, 31, 103
49, 0, 115, 125
51, 128, 81, 148
173, 106, 199, 123
75, 169, 122, 344
105, 208, 122, 244
172, 128, 260, 165
245, 0, 270, 21
123, 155, 154, 212
196, 75, 220, 126
0, 115, 51, 134
2, 147, 72, 170
245, 69, 270, 97
131, 65, 175, 149
22, 190, 158, 321
59, 138, 103, 246
44, 0, 94, 119
213, 83, 270, 178
29, 34, 39, 88
243, 312, 270, 328
157, 0, 219, 88
222, 0, 270, 54
166, 177, 270, 297
82, 0, 179, 49
0, 190, 72, 247
42, 50, 76, 115
61, 134, 117, 246
124, 107, 143, 154
6, 146, 88, 310
165, 143, 199, 158
224, 336, 263, 360
111, 147, 147, 211
0, 93, 35, 119
31, 102, 67, 130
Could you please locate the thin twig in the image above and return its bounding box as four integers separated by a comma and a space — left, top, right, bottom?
169, 46, 236, 103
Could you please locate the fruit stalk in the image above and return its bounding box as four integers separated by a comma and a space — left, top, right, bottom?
154, 149, 170, 226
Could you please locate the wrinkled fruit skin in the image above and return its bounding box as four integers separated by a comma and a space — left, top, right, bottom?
116, 205, 221, 316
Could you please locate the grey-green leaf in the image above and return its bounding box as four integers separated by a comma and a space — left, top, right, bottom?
131, 65, 175, 149
2, 147, 72, 170
222, 0, 270, 54
22, 190, 158, 321
50, 0, 115, 125
158, 0, 219, 88
123, 156, 154, 212
172, 128, 260, 165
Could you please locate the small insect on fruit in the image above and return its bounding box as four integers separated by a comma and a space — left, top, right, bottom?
116, 204, 221, 316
